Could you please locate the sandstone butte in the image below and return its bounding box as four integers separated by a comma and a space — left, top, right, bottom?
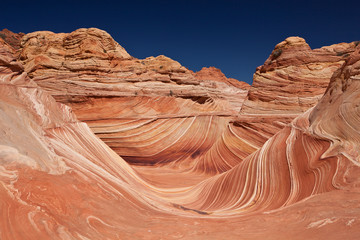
0, 28, 360, 239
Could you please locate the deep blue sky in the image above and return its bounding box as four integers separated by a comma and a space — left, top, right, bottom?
2, 0, 360, 84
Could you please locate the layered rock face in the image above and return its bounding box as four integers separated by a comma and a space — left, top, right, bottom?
19, 28, 247, 112
0, 39, 141, 239
15, 29, 359, 175
188, 37, 359, 173
1, 33, 360, 239
192, 66, 251, 90
177, 44, 360, 216
242, 37, 357, 115
0, 29, 24, 50
17, 28, 250, 169
217, 38, 360, 166
0, 38, 197, 239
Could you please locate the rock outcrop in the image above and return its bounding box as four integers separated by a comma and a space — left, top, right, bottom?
185, 37, 359, 173
0, 36, 196, 240
17, 28, 249, 169
1, 32, 360, 239
19, 28, 247, 111
0, 39, 143, 239
0, 29, 25, 50
192, 66, 251, 90
242, 37, 358, 115
16, 29, 359, 175
175, 44, 360, 215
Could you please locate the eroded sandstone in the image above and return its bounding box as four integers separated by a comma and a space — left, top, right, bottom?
0, 31, 360, 239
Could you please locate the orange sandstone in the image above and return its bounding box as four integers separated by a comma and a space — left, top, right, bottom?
0, 29, 360, 239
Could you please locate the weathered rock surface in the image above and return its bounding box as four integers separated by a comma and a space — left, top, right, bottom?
0, 39, 147, 239
242, 37, 358, 115
176, 44, 360, 216
185, 37, 359, 174
17, 29, 359, 175
1, 32, 360, 239
192, 66, 251, 89
19, 28, 247, 110
0, 29, 25, 50
18, 28, 249, 169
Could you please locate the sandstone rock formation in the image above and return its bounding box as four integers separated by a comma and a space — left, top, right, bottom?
17, 28, 249, 170
19, 28, 247, 111
175, 43, 360, 218
185, 37, 359, 174
0, 29, 25, 50
192, 66, 251, 90
1, 32, 360, 239
0, 37, 192, 239
15, 29, 360, 175
242, 37, 357, 115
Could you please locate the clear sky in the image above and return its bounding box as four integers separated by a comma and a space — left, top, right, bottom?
2, 0, 360, 84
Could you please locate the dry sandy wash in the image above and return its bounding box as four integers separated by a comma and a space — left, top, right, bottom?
0, 28, 360, 239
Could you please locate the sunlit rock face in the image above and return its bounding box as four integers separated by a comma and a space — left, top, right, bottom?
1, 35, 360, 239
18, 28, 248, 112
18, 28, 249, 170
0, 38, 159, 239
175, 44, 360, 219
192, 66, 251, 90
188, 38, 359, 174
13, 28, 360, 175
1, 31, 360, 239
18, 28, 359, 175
242, 37, 357, 115
215, 38, 360, 169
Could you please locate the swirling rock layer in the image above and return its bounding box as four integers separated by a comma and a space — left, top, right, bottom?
242, 37, 358, 115
175, 45, 360, 219
1, 31, 360, 239
18, 28, 250, 170
217, 37, 360, 170
187, 38, 359, 174
18, 29, 359, 175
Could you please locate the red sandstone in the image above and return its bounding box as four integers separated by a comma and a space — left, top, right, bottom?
0, 29, 359, 239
